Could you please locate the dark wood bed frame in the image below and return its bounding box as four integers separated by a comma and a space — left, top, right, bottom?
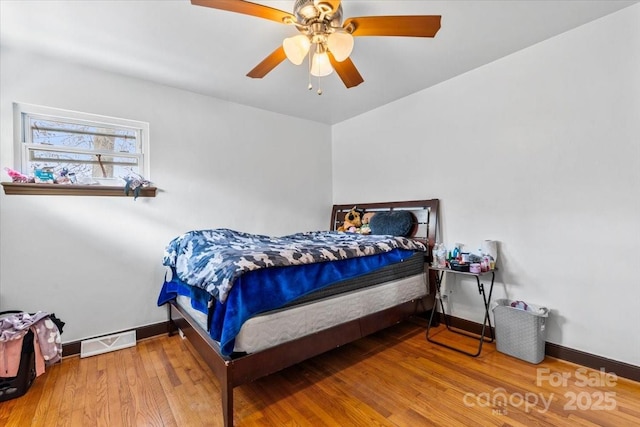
167, 199, 439, 426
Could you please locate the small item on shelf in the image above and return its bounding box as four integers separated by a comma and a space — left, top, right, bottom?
470, 263, 482, 274
431, 243, 439, 267
55, 168, 72, 185
3, 167, 33, 183
432, 242, 447, 268
481, 257, 489, 272
452, 244, 461, 261
484, 254, 495, 270
481, 240, 499, 264
450, 260, 470, 272
34, 167, 55, 184
124, 172, 151, 200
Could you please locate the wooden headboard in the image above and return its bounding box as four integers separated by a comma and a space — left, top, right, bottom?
330, 199, 440, 262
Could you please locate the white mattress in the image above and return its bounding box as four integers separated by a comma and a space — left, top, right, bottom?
176, 272, 427, 354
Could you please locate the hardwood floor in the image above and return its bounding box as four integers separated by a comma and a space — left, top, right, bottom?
1, 320, 639, 426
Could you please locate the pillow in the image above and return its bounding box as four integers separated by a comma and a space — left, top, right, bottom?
369, 211, 414, 236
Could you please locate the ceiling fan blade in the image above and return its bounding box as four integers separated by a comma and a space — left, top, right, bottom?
247, 46, 287, 78
191, 0, 295, 24
343, 15, 442, 37
328, 53, 364, 88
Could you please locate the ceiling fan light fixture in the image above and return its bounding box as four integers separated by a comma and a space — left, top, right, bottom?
327, 31, 353, 62
192, 0, 440, 91
310, 50, 333, 77
283, 34, 311, 65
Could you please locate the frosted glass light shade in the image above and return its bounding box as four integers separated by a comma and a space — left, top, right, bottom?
283, 35, 311, 65
311, 51, 333, 76
327, 32, 354, 62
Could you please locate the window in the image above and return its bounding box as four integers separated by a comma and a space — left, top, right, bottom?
14, 103, 149, 185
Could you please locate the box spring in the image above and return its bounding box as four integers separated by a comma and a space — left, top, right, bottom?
176, 252, 426, 354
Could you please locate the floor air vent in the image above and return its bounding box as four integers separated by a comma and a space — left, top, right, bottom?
80, 330, 136, 358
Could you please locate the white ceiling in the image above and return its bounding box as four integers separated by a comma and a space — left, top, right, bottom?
1, 0, 637, 124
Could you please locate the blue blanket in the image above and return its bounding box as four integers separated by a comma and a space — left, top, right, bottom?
157, 229, 426, 356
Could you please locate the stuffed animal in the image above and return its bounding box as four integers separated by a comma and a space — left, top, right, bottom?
124, 172, 151, 200
360, 212, 376, 234
338, 207, 363, 233
4, 167, 33, 183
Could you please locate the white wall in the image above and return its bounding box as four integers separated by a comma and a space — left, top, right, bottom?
333, 5, 640, 366
0, 47, 332, 343
1, 4, 638, 368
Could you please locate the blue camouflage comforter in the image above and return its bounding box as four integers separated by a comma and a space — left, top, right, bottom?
162, 228, 426, 303
158, 228, 426, 355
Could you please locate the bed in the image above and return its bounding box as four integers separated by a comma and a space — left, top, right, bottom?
158, 199, 439, 426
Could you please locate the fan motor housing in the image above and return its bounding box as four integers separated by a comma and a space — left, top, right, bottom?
294, 0, 343, 27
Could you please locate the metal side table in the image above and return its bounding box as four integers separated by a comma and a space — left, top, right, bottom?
427, 266, 496, 357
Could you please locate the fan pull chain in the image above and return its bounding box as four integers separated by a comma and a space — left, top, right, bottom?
306, 44, 322, 95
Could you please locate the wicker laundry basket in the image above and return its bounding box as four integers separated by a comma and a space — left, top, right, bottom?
492, 299, 549, 364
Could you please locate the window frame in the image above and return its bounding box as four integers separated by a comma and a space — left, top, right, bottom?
13, 102, 150, 184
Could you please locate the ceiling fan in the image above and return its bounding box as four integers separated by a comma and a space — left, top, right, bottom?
192, 0, 441, 94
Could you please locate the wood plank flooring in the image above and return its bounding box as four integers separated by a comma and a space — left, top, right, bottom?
1, 320, 639, 426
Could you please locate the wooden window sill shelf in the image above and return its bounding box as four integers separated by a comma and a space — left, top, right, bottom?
1, 182, 157, 197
